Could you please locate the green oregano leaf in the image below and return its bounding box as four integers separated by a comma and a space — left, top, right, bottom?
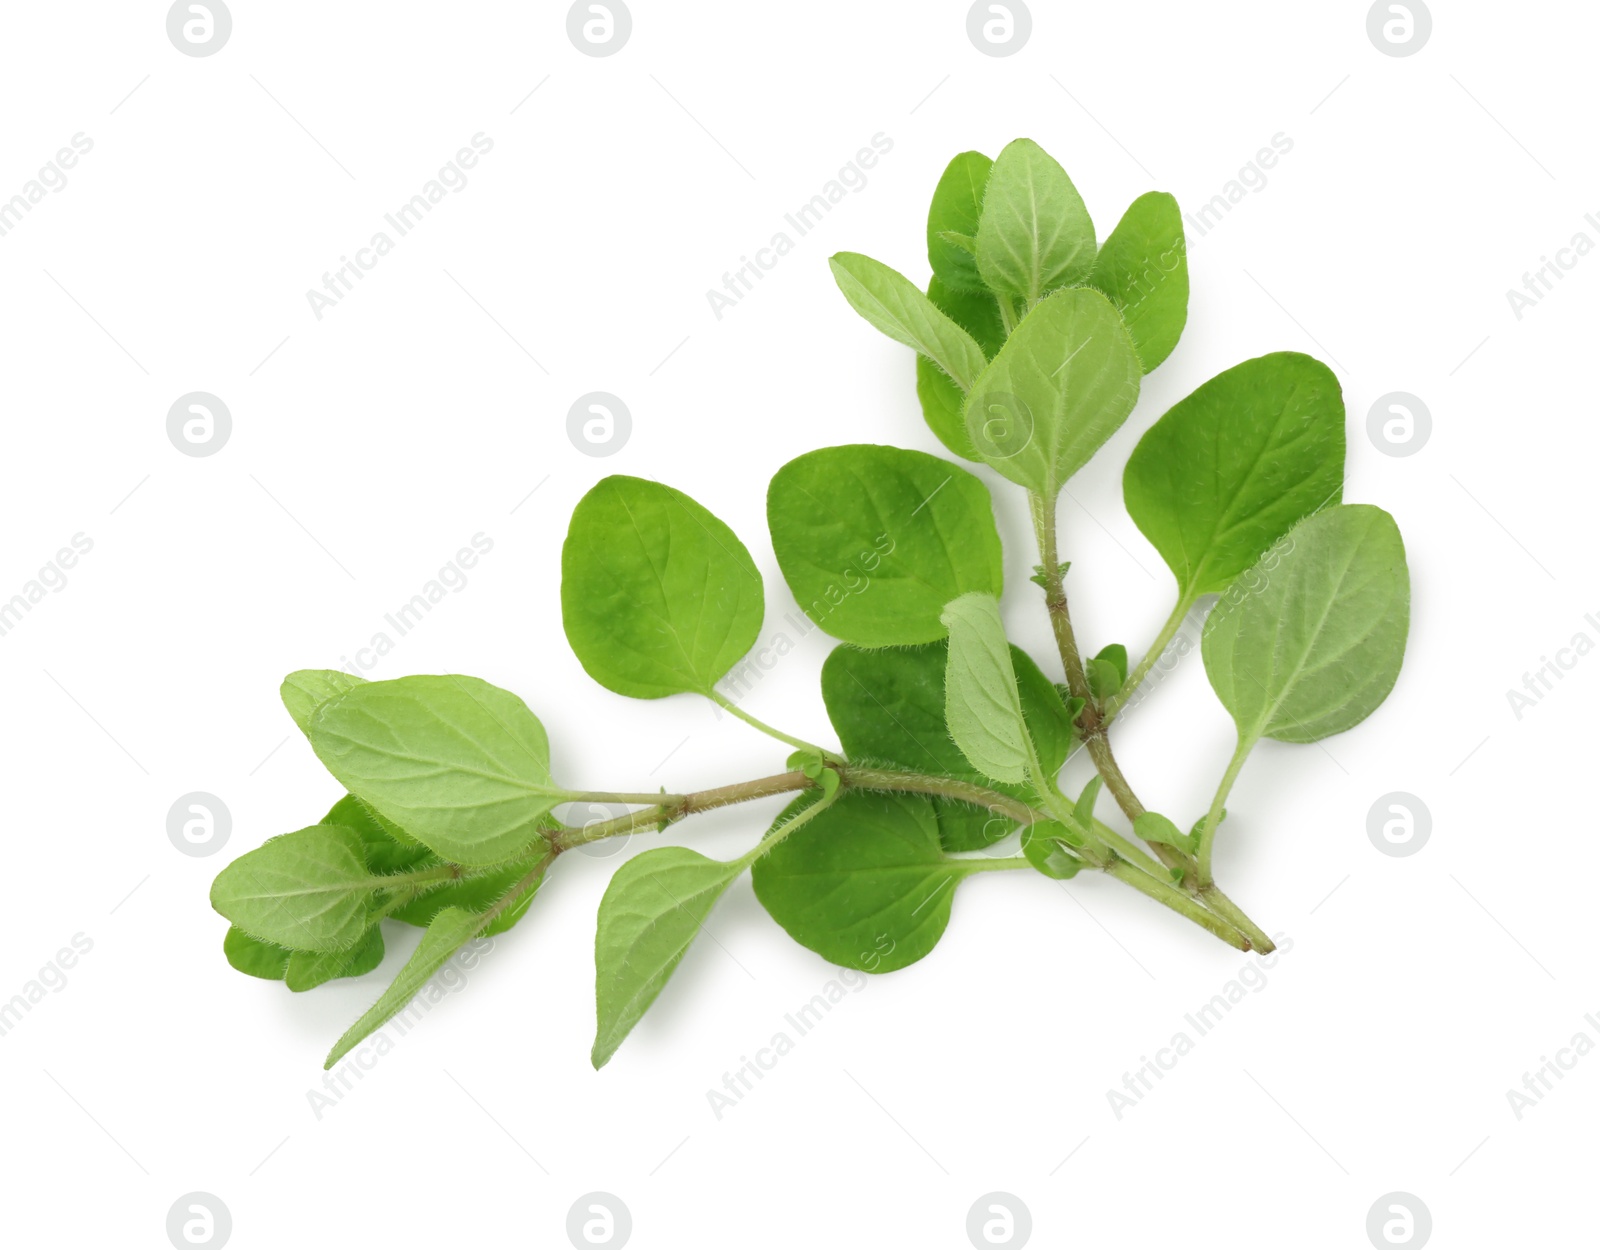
927, 150, 993, 292
210, 824, 378, 953
591, 847, 747, 1069
286, 926, 386, 993
1088, 191, 1189, 372
1072, 777, 1103, 834
828, 252, 988, 392
282, 669, 364, 732
325, 906, 495, 1069
1124, 352, 1346, 601
974, 138, 1096, 304
964, 287, 1142, 497
561, 476, 764, 699
1087, 643, 1128, 703
767, 444, 1004, 647
820, 639, 1073, 852
1134, 811, 1196, 855
223, 926, 292, 981
1203, 505, 1410, 746
752, 791, 962, 973
917, 276, 1007, 462
1021, 822, 1084, 880
940, 592, 1040, 786
305, 674, 566, 867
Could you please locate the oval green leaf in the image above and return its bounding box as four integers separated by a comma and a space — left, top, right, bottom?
1124, 352, 1346, 599
562, 476, 764, 699
1203, 504, 1410, 745
767, 444, 1004, 647
1088, 192, 1189, 372
752, 791, 963, 973
210, 824, 377, 953
305, 674, 565, 866
974, 138, 1096, 304
964, 287, 1142, 497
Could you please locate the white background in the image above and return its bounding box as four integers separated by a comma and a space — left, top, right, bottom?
0, 2, 1592, 1246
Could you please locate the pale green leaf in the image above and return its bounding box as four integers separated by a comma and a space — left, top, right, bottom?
325, 907, 493, 1068
1203, 505, 1409, 745
964, 287, 1142, 496
286, 926, 386, 992
829, 252, 988, 392
210, 824, 377, 953
306, 674, 564, 867
591, 847, 746, 1069
975, 138, 1096, 304
940, 592, 1037, 786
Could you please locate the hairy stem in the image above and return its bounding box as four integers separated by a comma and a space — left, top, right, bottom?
1103, 591, 1197, 725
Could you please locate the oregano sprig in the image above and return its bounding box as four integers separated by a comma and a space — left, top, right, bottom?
211, 137, 1409, 1070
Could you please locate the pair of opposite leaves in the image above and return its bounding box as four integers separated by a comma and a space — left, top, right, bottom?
830, 137, 1187, 486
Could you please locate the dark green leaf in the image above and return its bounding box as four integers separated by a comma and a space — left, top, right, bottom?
286, 926, 386, 992
1124, 352, 1346, 600
767, 444, 1003, 647
821, 640, 1071, 851
927, 150, 993, 292
753, 791, 964, 973
223, 926, 291, 981
1088, 192, 1189, 372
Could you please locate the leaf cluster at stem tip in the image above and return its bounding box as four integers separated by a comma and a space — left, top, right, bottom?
212, 136, 1410, 1070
